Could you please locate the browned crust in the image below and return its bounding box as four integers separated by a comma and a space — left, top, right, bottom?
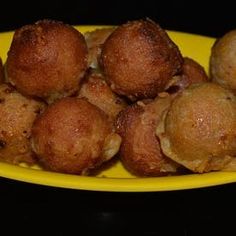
0, 83, 45, 165
85, 28, 115, 69
165, 57, 209, 93
181, 57, 208, 83
101, 19, 183, 100
116, 96, 180, 176
210, 30, 236, 92
78, 71, 127, 121
31, 97, 112, 174
0, 58, 4, 84
6, 20, 88, 102
158, 83, 236, 173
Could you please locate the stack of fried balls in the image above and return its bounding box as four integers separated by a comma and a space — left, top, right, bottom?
1, 18, 236, 176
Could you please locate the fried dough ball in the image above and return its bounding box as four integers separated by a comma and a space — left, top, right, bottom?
84, 28, 114, 69
6, 20, 88, 103
116, 95, 181, 176
0, 58, 4, 83
165, 57, 209, 93
210, 30, 236, 92
31, 98, 121, 175
101, 19, 183, 101
0, 83, 45, 165
78, 71, 127, 121
156, 83, 236, 173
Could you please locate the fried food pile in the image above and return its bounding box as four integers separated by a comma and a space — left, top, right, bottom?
1, 18, 236, 176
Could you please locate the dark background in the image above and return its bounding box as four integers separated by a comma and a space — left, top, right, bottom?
1, 0, 236, 37
1, 1, 236, 235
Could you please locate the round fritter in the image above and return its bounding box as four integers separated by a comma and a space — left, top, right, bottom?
165, 57, 209, 93
116, 95, 181, 176
31, 98, 121, 175
101, 19, 183, 100
156, 83, 236, 173
0, 58, 4, 83
78, 71, 127, 121
84, 28, 114, 69
0, 83, 45, 165
210, 30, 236, 92
6, 20, 88, 103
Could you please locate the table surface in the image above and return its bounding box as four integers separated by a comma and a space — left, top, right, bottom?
1, 1, 236, 235
1, 177, 236, 235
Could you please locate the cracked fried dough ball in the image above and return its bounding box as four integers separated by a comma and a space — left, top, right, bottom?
0, 83, 45, 165
156, 83, 236, 173
210, 30, 236, 92
78, 71, 127, 121
165, 57, 209, 93
6, 20, 88, 103
31, 98, 121, 175
84, 28, 115, 69
116, 95, 181, 176
0, 58, 4, 83
101, 19, 183, 101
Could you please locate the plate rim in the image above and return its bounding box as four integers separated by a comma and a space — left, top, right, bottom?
1, 161, 236, 192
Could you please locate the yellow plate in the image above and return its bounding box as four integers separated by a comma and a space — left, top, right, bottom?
1, 25, 235, 192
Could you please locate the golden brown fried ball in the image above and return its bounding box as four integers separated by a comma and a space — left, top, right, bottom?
210, 30, 236, 92
84, 28, 115, 69
116, 95, 181, 176
31, 98, 121, 175
165, 57, 209, 93
0, 58, 4, 83
101, 19, 183, 101
0, 83, 45, 165
78, 71, 127, 121
6, 20, 88, 103
156, 83, 236, 173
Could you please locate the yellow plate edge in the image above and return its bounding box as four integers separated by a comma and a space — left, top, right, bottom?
1, 162, 236, 192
